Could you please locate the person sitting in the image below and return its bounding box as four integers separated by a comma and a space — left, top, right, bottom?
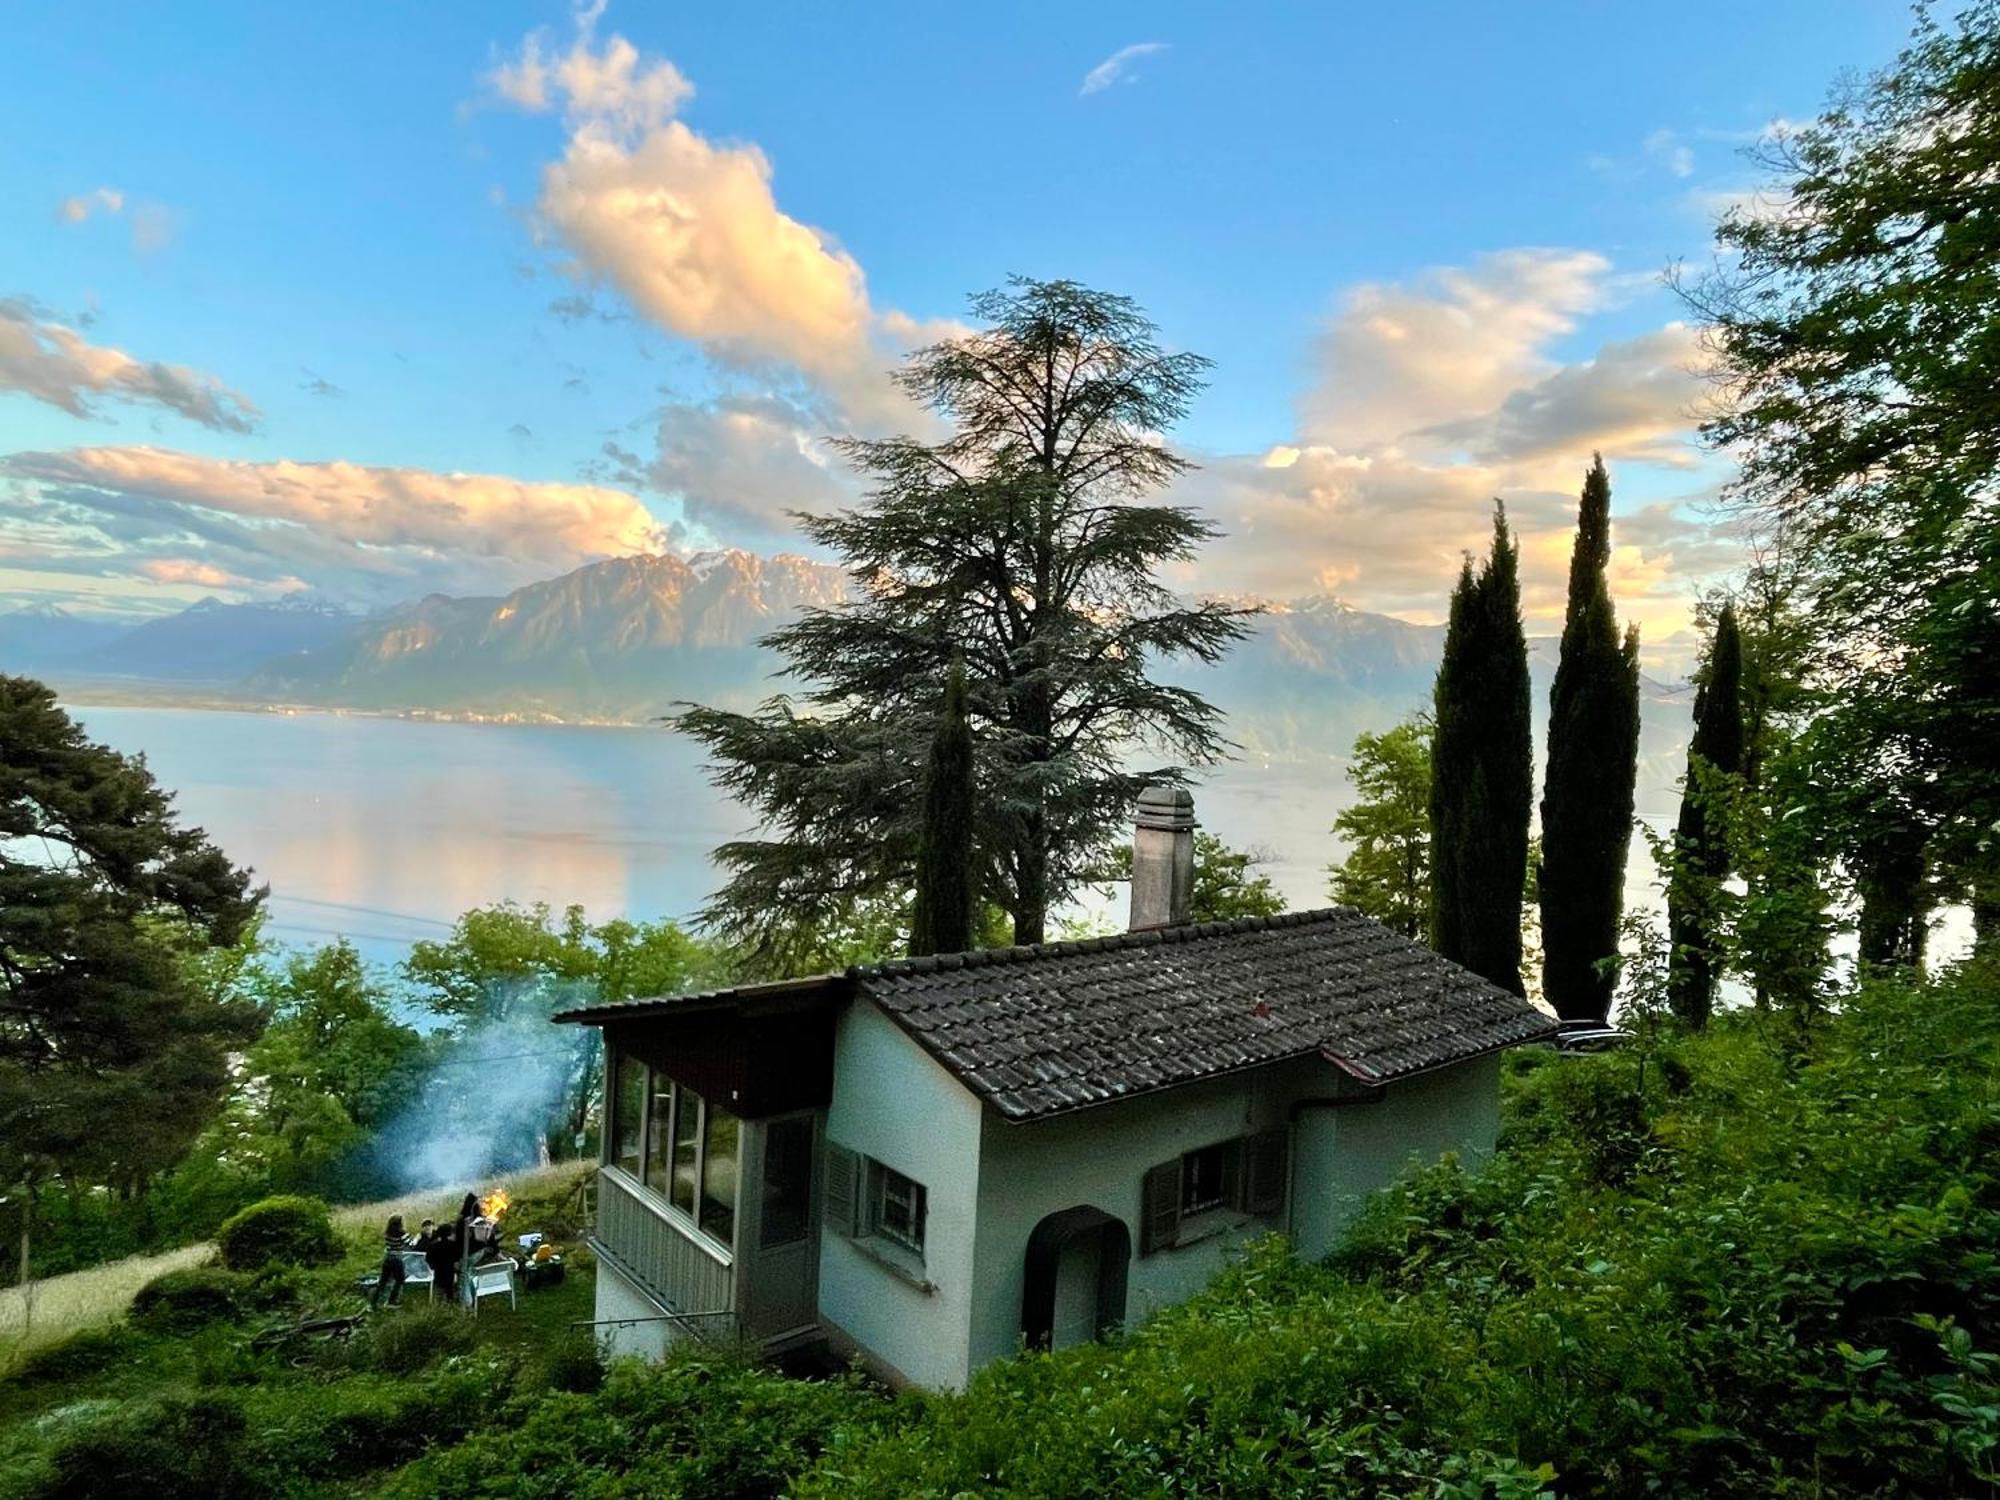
369, 1214, 415, 1309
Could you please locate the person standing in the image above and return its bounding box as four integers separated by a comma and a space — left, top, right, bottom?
369, 1215, 415, 1310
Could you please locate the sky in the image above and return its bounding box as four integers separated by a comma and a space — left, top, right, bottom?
0, 1, 1920, 640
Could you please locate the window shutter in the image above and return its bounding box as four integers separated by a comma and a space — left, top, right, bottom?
1243, 1129, 1288, 1216
824, 1143, 861, 1237
1139, 1159, 1181, 1256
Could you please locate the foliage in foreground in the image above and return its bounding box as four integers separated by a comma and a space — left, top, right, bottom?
7, 965, 1997, 1499
792, 963, 2000, 1498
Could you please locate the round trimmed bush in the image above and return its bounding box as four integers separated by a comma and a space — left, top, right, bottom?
130, 1266, 252, 1333
215, 1193, 337, 1271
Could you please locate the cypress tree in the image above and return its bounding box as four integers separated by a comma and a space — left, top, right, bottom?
1666, 603, 1743, 1027
1539, 457, 1643, 1021
909, 665, 977, 957
1430, 504, 1534, 995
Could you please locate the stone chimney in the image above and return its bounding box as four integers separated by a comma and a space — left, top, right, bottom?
1129, 785, 1196, 931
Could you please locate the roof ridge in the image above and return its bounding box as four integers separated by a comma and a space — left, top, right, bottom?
848, 905, 1351, 980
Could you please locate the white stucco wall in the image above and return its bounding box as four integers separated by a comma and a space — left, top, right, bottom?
1289, 1052, 1505, 1258
966, 1058, 1325, 1373
818, 999, 986, 1389
593, 1254, 682, 1363
819, 1008, 1510, 1386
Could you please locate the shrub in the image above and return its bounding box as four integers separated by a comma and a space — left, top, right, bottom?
8, 1326, 130, 1384
359, 1303, 477, 1376
541, 1331, 606, 1394
215, 1195, 336, 1272
39, 1393, 258, 1500
129, 1266, 251, 1334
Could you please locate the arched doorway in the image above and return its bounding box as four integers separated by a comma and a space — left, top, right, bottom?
1021, 1206, 1130, 1351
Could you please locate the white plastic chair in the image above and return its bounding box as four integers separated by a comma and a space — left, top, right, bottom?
464, 1256, 517, 1314
394, 1249, 436, 1302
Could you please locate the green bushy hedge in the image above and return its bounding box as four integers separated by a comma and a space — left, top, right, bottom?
215, 1195, 336, 1271
129, 1266, 253, 1334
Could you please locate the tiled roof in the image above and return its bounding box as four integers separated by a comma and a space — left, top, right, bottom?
851, 908, 1556, 1121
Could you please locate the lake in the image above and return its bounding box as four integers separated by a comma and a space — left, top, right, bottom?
70, 706, 1369, 966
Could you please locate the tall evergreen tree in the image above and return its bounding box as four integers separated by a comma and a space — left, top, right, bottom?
1538, 457, 1642, 1021
1430, 505, 1534, 995
0, 676, 264, 1238
1666, 603, 1744, 1027
677, 279, 1252, 962
909, 665, 977, 957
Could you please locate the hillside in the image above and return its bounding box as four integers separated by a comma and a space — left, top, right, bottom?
4, 962, 1992, 1498
63, 597, 357, 682
16, 557, 1696, 770
250, 551, 848, 718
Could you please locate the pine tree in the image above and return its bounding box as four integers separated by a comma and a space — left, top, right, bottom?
676, 279, 1251, 962
909, 665, 977, 957
1666, 603, 1743, 1027
1430, 505, 1534, 995
1538, 457, 1642, 1021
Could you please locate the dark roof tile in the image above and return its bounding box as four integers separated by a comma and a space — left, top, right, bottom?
853, 906, 1555, 1121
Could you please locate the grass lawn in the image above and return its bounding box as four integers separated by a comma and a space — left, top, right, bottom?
0, 1160, 591, 1372
0, 1168, 603, 1499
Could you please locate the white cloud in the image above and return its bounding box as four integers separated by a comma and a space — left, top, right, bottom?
58, 187, 124, 224
642, 393, 854, 545
2, 445, 671, 604
1644, 128, 1696, 178
1301, 249, 1610, 452
1171, 251, 1727, 635
486, 1, 691, 140
489, 6, 912, 429
1080, 42, 1168, 97
0, 298, 259, 432
139, 557, 259, 589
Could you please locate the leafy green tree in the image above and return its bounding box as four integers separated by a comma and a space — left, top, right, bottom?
178, 941, 424, 1204
1681, 3, 2000, 954
0, 677, 263, 1260
1327, 714, 1432, 939
1666, 604, 1744, 1027
910, 665, 978, 957
402, 901, 732, 1158
676, 278, 1253, 959
1538, 457, 1642, 1022
1185, 834, 1286, 923
1429, 508, 1533, 994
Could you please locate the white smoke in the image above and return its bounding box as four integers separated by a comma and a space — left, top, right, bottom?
374, 976, 601, 1191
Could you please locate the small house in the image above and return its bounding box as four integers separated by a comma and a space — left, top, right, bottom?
554, 788, 1555, 1388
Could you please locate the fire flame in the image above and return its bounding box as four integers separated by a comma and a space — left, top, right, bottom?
480, 1188, 510, 1219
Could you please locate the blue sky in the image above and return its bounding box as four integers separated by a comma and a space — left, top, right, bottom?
0, 1, 1917, 635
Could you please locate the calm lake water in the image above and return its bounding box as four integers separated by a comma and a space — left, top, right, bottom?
70, 706, 1360, 966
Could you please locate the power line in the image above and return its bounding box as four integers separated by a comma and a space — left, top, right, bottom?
267, 894, 454, 929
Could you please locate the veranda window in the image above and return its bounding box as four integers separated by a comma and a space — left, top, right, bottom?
604, 1051, 740, 1253
611, 1050, 645, 1179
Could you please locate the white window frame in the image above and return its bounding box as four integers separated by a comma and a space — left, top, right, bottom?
869, 1160, 927, 1255
603, 1047, 739, 1258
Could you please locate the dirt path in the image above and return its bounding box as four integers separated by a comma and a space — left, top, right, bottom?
0, 1160, 589, 1367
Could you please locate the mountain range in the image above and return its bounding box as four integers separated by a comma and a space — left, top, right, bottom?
2, 551, 1695, 779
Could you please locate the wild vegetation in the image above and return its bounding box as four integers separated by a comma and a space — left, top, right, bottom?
5, 4, 2000, 1496
1, 962, 1992, 1497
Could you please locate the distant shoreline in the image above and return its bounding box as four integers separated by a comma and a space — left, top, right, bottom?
49, 677, 659, 731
